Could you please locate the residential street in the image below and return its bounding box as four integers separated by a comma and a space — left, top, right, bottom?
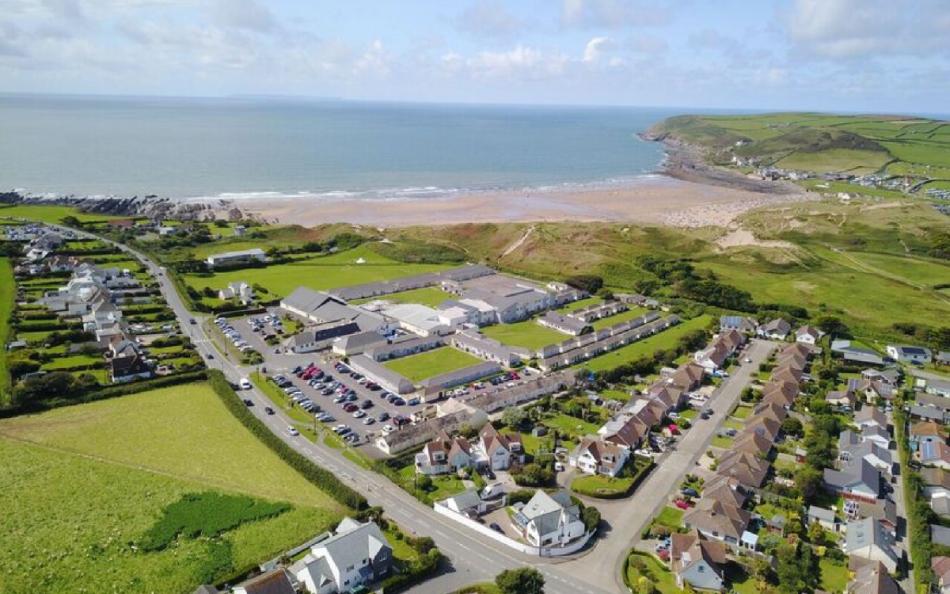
556, 339, 777, 593
58, 225, 615, 594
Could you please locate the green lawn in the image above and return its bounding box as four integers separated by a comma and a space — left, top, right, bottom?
0, 258, 13, 404
624, 551, 679, 594
579, 315, 712, 372
542, 413, 600, 438
711, 435, 734, 448
481, 318, 570, 351
723, 418, 744, 431
653, 506, 685, 530
351, 286, 454, 307
732, 404, 753, 419
40, 354, 105, 371
182, 244, 449, 300
557, 296, 602, 313
601, 388, 632, 402
0, 383, 342, 593
396, 465, 466, 503
383, 347, 484, 383
819, 558, 850, 592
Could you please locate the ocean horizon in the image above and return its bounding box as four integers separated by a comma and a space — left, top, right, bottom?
0, 95, 679, 201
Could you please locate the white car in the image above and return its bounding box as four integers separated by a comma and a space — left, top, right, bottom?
353, 410, 366, 419
287, 426, 299, 436
382, 424, 395, 434
362, 417, 375, 425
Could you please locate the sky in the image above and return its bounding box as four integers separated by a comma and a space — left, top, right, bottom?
2, 0, 949, 113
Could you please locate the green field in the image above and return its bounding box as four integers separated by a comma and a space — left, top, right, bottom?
0, 383, 341, 593
481, 318, 569, 351
182, 244, 449, 300
557, 296, 602, 313
0, 204, 125, 224
775, 148, 890, 174
579, 315, 712, 372
383, 347, 484, 383
541, 413, 600, 438
0, 258, 13, 404
351, 286, 454, 307
590, 306, 650, 331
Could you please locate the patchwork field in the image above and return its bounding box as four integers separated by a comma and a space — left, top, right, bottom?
383, 346, 484, 383
0, 204, 124, 224
182, 244, 449, 300
481, 318, 569, 351
0, 383, 342, 593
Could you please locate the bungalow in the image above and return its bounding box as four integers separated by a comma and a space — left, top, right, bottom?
568, 438, 629, 477
670, 530, 727, 592
919, 440, 950, 471
795, 325, 822, 345
852, 498, 899, 536
832, 340, 885, 366
932, 557, 950, 594
439, 489, 493, 516
294, 518, 392, 594
921, 468, 950, 517
910, 421, 945, 451
909, 404, 950, 424
476, 424, 523, 471
110, 353, 153, 383
843, 517, 900, 573
510, 490, 586, 548
415, 431, 474, 476
537, 311, 591, 336
886, 344, 932, 365
855, 407, 888, 432
205, 248, 267, 268
720, 316, 757, 334
757, 318, 791, 340
683, 497, 751, 546
847, 560, 900, 594
826, 388, 857, 408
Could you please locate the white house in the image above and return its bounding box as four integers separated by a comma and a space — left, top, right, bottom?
510, 490, 586, 548
886, 344, 932, 365
569, 437, 629, 477
475, 424, 523, 471
205, 248, 267, 268
294, 518, 392, 594
218, 281, 255, 305
795, 325, 822, 345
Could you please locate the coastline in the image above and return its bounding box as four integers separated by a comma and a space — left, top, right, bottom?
3, 135, 810, 229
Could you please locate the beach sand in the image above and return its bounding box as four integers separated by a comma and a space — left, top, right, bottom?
219, 175, 809, 229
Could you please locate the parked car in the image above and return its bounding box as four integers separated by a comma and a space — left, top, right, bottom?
243, 399, 253, 407
264, 406, 275, 415
353, 410, 366, 419
489, 523, 503, 533
378, 411, 390, 421
681, 487, 699, 498
362, 417, 375, 425
287, 426, 299, 437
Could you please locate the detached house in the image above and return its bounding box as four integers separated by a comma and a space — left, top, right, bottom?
510, 490, 586, 548
569, 438, 629, 477
670, 530, 727, 592
843, 517, 900, 573
415, 431, 474, 476
757, 318, 791, 340
795, 325, 822, 345
720, 316, 757, 334
476, 424, 523, 470
683, 497, 751, 546
294, 518, 392, 594
886, 344, 932, 365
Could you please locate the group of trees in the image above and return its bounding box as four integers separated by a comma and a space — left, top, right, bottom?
794, 413, 842, 501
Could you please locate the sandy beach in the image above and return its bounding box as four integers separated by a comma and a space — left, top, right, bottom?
216, 174, 809, 229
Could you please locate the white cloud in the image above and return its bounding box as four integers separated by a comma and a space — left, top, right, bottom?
561, 0, 670, 29
582, 36, 612, 63
353, 40, 391, 76
459, 45, 570, 80
210, 0, 277, 34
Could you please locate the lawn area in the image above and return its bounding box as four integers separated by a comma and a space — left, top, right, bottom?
351, 286, 454, 307
723, 418, 744, 431
0, 383, 343, 593
481, 318, 570, 351
383, 347, 484, 383
0, 257, 13, 404
541, 413, 600, 439
624, 551, 679, 594
732, 404, 753, 419
601, 388, 632, 402
395, 465, 466, 503
40, 354, 104, 371
589, 307, 650, 331
680, 408, 698, 420
572, 473, 636, 497
653, 506, 684, 530
711, 435, 734, 448
579, 315, 712, 372
557, 296, 602, 313
182, 244, 449, 300
819, 558, 850, 592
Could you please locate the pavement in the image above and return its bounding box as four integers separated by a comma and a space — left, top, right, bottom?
52, 222, 776, 593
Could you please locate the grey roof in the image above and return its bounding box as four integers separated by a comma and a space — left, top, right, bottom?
365, 335, 443, 360
207, 247, 265, 260
916, 392, 950, 411
845, 517, 896, 560
932, 524, 950, 547
855, 406, 887, 427
517, 490, 579, 536
824, 458, 881, 494
333, 330, 387, 353
329, 264, 495, 301
348, 355, 415, 393
539, 311, 590, 335
808, 505, 837, 524
450, 330, 525, 363
443, 489, 483, 511
282, 287, 385, 332
312, 519, 390, 576
910, 404, 948, 422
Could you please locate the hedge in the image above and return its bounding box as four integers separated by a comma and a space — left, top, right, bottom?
207, 370, 367, 511
380, 548, 443, 593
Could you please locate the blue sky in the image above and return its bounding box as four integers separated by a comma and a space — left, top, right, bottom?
2, 0, 948, 113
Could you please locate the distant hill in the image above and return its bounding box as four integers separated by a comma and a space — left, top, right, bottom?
646, 113, 950, 194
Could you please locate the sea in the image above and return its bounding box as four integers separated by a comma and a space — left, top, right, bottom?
0, 94, 679, 201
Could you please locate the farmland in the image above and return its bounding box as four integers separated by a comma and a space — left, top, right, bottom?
0, 382, 342, 594
0, 203, 125, 224
383, 346, 484, 383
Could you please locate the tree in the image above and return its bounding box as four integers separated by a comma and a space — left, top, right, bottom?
816, 316, 850, 338
794, 465, 823, 501
496, 567, 545, 594
807, 521, 827, 546
637, 576, 655, 594
415, 475, 433, 492
501, 407, 527, 429
564, 274, 603, 294
781, 417, 804, 438
513, 463, 553, 487
581, 505, 601, 533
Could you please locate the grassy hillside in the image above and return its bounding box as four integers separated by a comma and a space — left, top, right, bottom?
649, 112, 950, 185
0, 257, 13, 404
0, 383, 342, 593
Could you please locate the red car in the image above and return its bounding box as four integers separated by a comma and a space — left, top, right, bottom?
674, 499, 691, 510
343, 403, 359, 413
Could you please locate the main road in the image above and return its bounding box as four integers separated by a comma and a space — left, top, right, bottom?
57, 222, 774, 593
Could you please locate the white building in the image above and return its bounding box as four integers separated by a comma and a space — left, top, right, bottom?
205, 248, 267, 268
218, 281, 255, 305
510, 490, 586, 548
886, 344, 932, 365
294, 518, 392, 594
569, 438, 630, 477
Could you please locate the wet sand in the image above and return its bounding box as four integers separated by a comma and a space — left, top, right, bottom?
217, 175, 809, 229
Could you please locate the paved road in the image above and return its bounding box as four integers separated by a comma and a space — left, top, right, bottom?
55, 224, 613, 594
556, 339, 776, 592
51, 222, 776, 593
